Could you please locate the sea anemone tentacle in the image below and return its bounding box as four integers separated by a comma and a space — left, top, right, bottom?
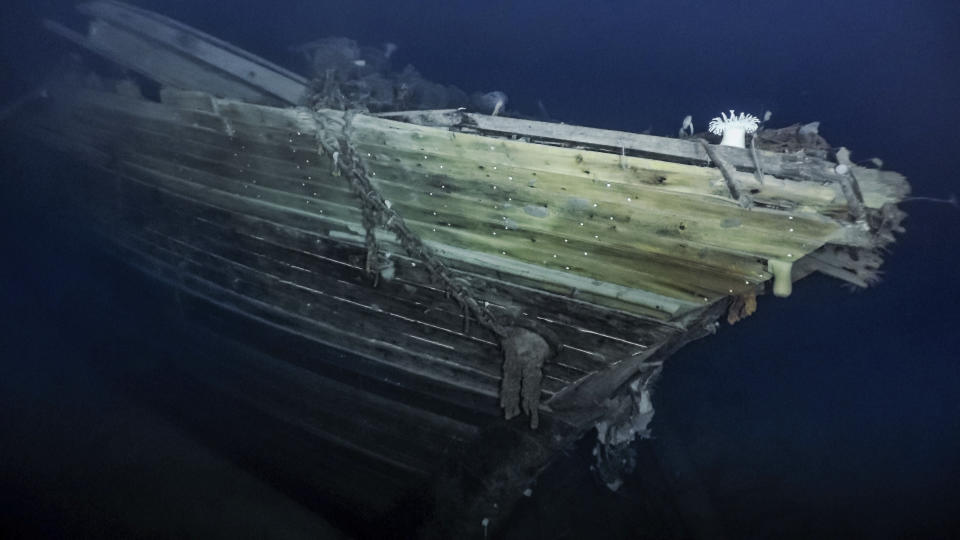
708, 109, 760, 148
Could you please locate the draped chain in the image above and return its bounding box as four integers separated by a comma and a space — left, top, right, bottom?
312, 109, 508, 338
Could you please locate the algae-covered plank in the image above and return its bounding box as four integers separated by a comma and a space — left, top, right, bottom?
46, 90, 703, 315
39, 88, 873, 316
54, 99, 667, 366
114, 172, 664, 368
381, 110, 907, 211
199, 103, 848, 303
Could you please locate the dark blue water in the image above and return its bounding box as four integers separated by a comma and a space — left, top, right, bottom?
2, 1, 959, 538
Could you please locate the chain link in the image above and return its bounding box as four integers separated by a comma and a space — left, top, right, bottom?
313, 109, 508, 338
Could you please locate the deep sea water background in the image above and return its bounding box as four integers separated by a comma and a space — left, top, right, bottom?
2, 1, 958, 538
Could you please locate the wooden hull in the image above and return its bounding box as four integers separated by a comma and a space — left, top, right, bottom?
20, 87, 686, 536
12, 2, 909, 535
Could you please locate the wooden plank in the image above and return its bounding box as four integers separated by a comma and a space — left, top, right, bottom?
56, 92, 777, 276
77, 148, 656, 389
135, 223, 575, 394
62, 0, 869, 217
82, 100, 772, 310
52, 88, 867, 315
215, 101, 892, 258
92, 129, 668, 364
207, 104, 865, 289
548, 301, 726, 424
31, 89, 804, 324
348, 114, 846, 245
79, 1, 309, 97
125, 200, 596, 391
117, 234, 504, 394
47, 1, 308, 105
182, 98, 850, 247
71, 151, 656, 426
169, 281, 504, 423
117, 180, 612, 372
123, 229, 538, 394
43, 20, 283, 106
360, 113, 848, 215
123, 142, 750, 307
23, 96, 689, 355
131, 211, 595, 386
5, 126, 516, 421
119, 178, 664, 365
380, 109, 909, 211
52, 95, 701, 317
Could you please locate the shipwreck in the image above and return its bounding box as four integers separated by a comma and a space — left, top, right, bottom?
8, 1, 910, 537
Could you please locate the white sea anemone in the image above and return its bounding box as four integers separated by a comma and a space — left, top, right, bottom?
708, 109, 760, 148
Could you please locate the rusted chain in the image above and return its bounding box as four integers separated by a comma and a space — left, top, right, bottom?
313, 109, 508, 338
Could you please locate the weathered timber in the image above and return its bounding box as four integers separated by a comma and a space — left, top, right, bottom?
131, 215, 608, 383
129, 226, 572, 396
121, 232, 507, 397
14, 3, 912, 536
23, 109, 675, 368
550, 300, 728, 423
30, 89, 710, 317
21, 80, 903, 397
420, 302, 729, 539
161, 265, 507, 426
113, 168, 663, 383
114, 200, 645, 394
101, 148, 668, 358
32, 87, 880, 321
379, 109, 908, 206
45, 1, 308, 106
19, 78, 907, 412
